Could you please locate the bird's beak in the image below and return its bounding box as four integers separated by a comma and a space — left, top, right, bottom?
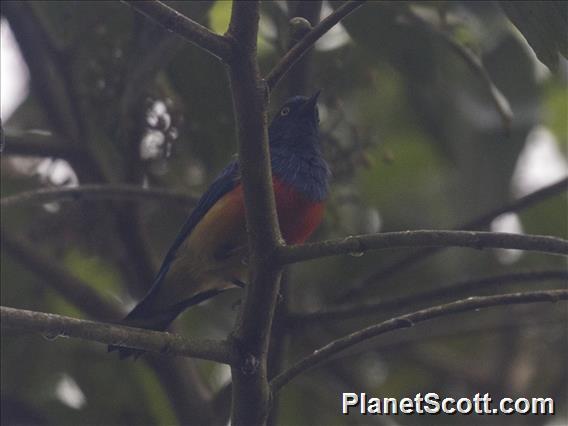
301, 90, 321, 113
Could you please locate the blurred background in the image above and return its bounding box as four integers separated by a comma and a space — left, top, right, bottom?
1, 1, 567, 425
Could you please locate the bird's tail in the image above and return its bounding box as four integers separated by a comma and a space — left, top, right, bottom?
108, 289, 226, 360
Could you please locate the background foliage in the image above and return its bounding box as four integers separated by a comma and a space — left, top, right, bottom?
1, 1, 567, 425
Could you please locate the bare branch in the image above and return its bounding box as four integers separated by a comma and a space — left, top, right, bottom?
375, 315, 566, 355
289, 269, 568, 324
1, 306, 231, 364
1, 184, 197, 208
0, 230, 215, 424
270, 289, 568, 393
338, 177, 568, 301
225, 2, 285, 425
122, 0, 233, 61
278, 230, 568, 265
265, 1, 367, 91
464, 178, 568, 229
227, 2, 282, 342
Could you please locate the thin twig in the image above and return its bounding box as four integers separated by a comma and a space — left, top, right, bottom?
1, 184, 197, 208
122, 0, 233, 61
373, 316, 566, 355
278, 230, 568, 265
338, 177, 568, 301
270, 289, 568, 392
265, 0, 367, 91
289, 269, 568, 324
1, 306, 231, 364
403, 7, 513, 130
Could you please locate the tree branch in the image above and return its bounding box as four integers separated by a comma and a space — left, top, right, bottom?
121, 0, 233, 61
402, 6, 513, 131
464, 178, 568, 229
266, 3, 323, 422
1, 306, 231, 364
2, 130, 81, 160
270, 289, 568, 393
372, 315, 565, 356
289, 269, 568, 324
278, 230, 568, 265
224, 2, 285, 425
338, 177, 568, 301
1, 184, 197, 208
265, 0, 367, 91
0, 229, 215, 425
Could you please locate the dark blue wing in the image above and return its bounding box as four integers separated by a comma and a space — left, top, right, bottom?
148, 159, 240, 293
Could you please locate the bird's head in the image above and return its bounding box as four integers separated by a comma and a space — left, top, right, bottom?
268, 91, 321, 150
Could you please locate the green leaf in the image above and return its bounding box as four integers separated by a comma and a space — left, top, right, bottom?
208, 0, 232, 34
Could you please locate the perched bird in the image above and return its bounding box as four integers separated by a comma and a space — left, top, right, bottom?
109, 92, 329, 359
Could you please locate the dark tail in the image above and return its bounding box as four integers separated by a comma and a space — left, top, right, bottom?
108, 289, 227, 360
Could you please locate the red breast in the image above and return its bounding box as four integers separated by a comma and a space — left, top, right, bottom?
272, 177, 325, 244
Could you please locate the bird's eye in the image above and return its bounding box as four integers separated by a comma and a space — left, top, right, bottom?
280, 107, 290, 116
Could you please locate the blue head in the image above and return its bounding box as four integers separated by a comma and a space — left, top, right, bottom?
268, 92, 329, 201
268, 91, 321, 153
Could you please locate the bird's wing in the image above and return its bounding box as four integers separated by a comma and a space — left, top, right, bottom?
149, 160, 240, 293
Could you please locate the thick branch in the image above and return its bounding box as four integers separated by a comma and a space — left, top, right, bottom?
270, 289, 568, 392
0, 230, 214, 425
338, 177, 568, 301
1, 306, 231, 364
122, 0, 233, 61
226, 2, 284, 425
1, 184, 197, 208
278, 230, 568, 264
265, 0, 366, 91
289, 269, 568, 324
228, 2, 282, 343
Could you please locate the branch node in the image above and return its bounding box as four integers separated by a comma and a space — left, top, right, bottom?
242, 353, 261, 376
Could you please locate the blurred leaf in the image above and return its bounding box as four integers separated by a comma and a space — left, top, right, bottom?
500, 1, 568, 71
520, 192, 568, 238
207, 0, 231, 34
136, 364, 178, 425
63, 250, 121, 295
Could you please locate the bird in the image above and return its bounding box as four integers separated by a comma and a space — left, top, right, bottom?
109, 92, 329, 359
